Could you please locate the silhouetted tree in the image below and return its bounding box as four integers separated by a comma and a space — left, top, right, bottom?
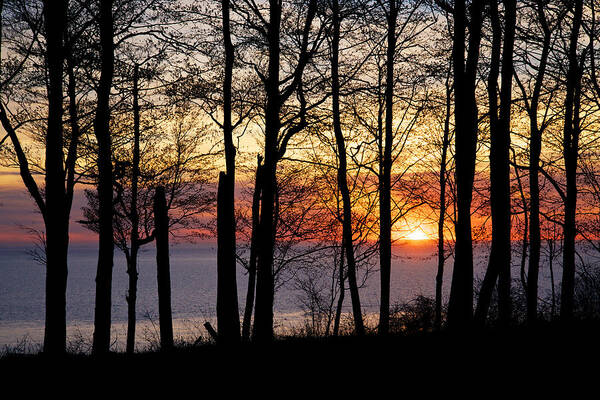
435, 61, 453, 331
447, 0, 483, 329
92, 0, 116, 354
154, 185, 174, 350
331, 0, 365, 336
216, 0, 240, 344
560, 0, 584, 320
512, 0, 560, 323
241, 156, 262, 341
242, 0, 322, 342
475, 0, 517, 326
40, 0, 69, 354
0, 0, 70, 354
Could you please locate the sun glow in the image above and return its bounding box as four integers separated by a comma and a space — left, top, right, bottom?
405, 228, 430, 241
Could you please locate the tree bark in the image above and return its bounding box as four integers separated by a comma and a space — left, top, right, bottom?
154, 186, 174, 350
447, 0, 483, 329
42, 0, 69, 354
92, 0, 115, 355
216, 0, 241, 345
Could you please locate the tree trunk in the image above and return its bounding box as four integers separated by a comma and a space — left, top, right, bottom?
126, 65, 141, 354
253, 0, 281, 343
242, 156, 262, 341
154, 186, 174, 350
92, 0, 115, 355
447, 0, 483, 329
217, 172, 241, 343
378, 0, 397, 336
525, 1, 551, 324
253, 0, 317, 342
42, 0, 69, 354
216, 0, 241, 345
332, 0, 364, 336
560, 0, 583, 321
333, 238, 346, 336
475, 0, 515, 326
435, 71, 452, 331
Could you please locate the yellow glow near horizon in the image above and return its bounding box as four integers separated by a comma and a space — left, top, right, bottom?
405, 228, 430, 241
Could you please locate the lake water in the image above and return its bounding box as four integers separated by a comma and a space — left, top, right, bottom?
0, 240, 563, 351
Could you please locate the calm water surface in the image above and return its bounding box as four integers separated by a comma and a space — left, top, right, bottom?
0, 241, 560, 350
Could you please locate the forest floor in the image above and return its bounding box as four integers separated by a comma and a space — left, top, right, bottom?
1, 321, 599, 393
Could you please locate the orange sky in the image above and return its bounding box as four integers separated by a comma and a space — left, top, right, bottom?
0, 168, 97, 244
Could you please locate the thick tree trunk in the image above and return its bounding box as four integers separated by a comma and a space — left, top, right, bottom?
216, 0, 241, 345
154, 186, 174, 350
475, 0, 515, 326
560, 0, 583, 320
447, 0, 483, 329
253, 0, 281, 343
378, 0, 397, 336
332, 0, 364, 336
242, 157, 262, 341
253, 0, 316, 342
42, 0, 68, 354
217, 172, 241, 343
92, 0, 115, 355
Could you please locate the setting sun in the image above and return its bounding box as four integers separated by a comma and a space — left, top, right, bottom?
405, 229, 430, 241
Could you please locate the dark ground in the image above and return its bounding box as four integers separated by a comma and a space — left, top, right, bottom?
1, 321, 598, 394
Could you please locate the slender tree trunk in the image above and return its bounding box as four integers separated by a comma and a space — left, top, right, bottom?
333, 238, 346, 336
495, 0, 516, 325
526, 1, 551, 324
242, 157, 262, 341
560, 0, 583, 321
92, 0, 115, 355
475, 0, 515, 326
447, 0, 483, 329
548, 236, 556, 318
435, 72, 452, 331
378, 0, 397, 336
513, 157, 528, 294
332, 0, 364, 336
216, 0, 241, 344
126, 65, 141, 354
42, 0, 68, 354
154, 186, 174, 350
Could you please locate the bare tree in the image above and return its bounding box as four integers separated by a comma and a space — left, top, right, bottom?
0, 0, 70, 354
445, 0, 483, 329
559, 0, 584, 320
216, 0, 240, 344
475, 0, 517, 326
330, 0, 365, 336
